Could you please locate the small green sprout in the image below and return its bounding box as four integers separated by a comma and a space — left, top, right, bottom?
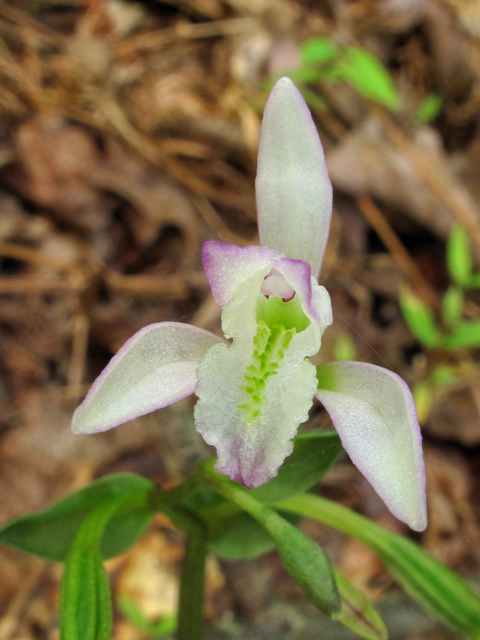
413, 94, 443, 124
118, 594, 177, 638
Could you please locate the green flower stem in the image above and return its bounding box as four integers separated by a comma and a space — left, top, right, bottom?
149, 477, 208, 640
275, 493, 385, 547
177, 525, 208, 640
149, 470, 201, 511
199, 460, 272, 523
199, 462, 340, 615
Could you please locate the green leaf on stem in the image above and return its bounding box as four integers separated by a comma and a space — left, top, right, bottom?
447, 225, 473, 287
187, 431, 342, 560
118, 595, 176, 637
277, 494, 480, 637
333, 571, 388, 640
465, 272, 480, 289
60, 501, 124, 640
207, 511, 276, 559
299, 87, 329, 111
413, 94, 443, 124
399, 287, 442, 348
429, 365, 456, 388
334, 333, 357, 362
442, 286, 464, 326
442, 318, 480, 349
200, 464, 340, 615
333, 47, 401, 110
413, 381, 433, 424
0, 473, 154, 561
249, 430, 343, 503
301, 37, 339, 65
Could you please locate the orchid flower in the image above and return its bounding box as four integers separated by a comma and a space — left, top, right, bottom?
72, 77, 427, 532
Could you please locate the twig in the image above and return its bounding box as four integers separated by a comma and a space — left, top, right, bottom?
0, 558, 47, 639
190, 292, 221, 330
0, 243, 82, 275
66, 310, 90, 400
356, 195, 438, 308
0, 277, 84, 294
105, 271, 208, 299
373, 107, 480, 256
193, 195, 251, 246
115, 17, 257, 58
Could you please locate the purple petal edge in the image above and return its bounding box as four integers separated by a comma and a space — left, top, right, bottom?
256, 77, 333, 278
72, 322, 223, 434
316, 361, 427, 531
202, 241, 279, 308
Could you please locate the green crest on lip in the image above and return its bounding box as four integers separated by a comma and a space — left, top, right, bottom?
238, 320, 295, 425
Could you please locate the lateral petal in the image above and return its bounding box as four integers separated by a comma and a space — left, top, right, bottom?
72, 323, 223, 434
256, 77, 332, 278
316, 362, 427, 531
202, 241, 277, 309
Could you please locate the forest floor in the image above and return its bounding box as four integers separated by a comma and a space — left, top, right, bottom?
0, 0, 479, 638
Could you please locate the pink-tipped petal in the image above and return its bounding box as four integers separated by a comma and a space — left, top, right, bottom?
202, 241, 278, 309
72, 322, 223, 434
256, 77, 332, 278
316, 362, 427, 531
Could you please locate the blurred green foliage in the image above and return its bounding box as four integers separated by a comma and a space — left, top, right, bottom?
400, 224, 480, 423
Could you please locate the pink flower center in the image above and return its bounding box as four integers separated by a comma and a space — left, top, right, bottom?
260, 268, 295, 302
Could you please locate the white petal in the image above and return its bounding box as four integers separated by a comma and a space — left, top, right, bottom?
202, 241, 277, 309
72, 323, 223, 434
256, 77, 332, 278
316, 362, 427, 531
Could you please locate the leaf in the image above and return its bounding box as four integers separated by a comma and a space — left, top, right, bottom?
413, 94, 443, 124
333, 571, 388, 640
299, 87, 329, 111
447, 225, 473, 286
207, 511, 275, 559
442, 319, 480, 349
199, 428, 341, 559
465, 272, 480, 289
201, 465, 341, 615
0, 473, 154, 561
442, 286, 464, 326
413, 381, 433, 425
334, 47, 401, 110
60, 502, 121, 640
204, 502, 302, 560
118, 595, 176, 637
301, 37, 339, 64
277, 494, 480, 636
185, 487, 299, 560
263, 509, 340, 615
249, 430, 343, 503
399, 287, 442, 348
334, 333, 357, 362
429, 365, 456, 388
